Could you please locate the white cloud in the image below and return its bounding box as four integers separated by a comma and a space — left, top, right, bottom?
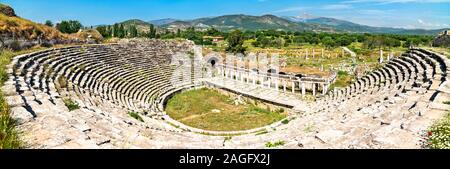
272, 7, 309, 13
417, 18, 449, 29
418, 19, 425, 24
343, 0, 450, 4
322, 4, 353, 10
357, 9, 395, 15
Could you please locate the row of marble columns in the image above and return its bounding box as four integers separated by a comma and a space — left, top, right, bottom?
217, 66, 329, 96
379, 49, 397, 63
287, 48, 349, 59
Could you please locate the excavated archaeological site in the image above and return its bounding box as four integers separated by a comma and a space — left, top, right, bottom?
3, 39, 450, 149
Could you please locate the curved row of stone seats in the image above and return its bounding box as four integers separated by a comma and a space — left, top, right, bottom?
8, 40, 196, 121
317, 48, 447, 113
301, 49, 447, 149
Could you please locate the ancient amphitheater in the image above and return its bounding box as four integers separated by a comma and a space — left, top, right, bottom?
3, 39, 449, 149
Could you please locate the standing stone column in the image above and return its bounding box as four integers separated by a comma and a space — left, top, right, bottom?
322, 83, 327, 95
260, 75, 264, 87
275, 78, 279, 91
291, 81, 295, 93
388, 51, 393, 61
312, 48, 315, 59
321, 48, 324, 58
283, 80, 287, 92
223, 67, 226, 77
346, 87, 350, 99
334, 89, 338, 100
252, 75, 256, 85
267, 78, 271, 88
312, 83, 316, 96
224, 68, 228, 78
379, 49, 384, 63
305, 49, 309, 59
302, 82, 306, 95
216, 67, 220, 77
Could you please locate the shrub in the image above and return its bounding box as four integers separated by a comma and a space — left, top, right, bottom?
128, 112, 144, 122
7, 40, 21, 51
281, 119, 289, 124
57, 76, 68, 89
265, 140, 285, 148
63, 99, 79, 111
338, 70, 349, 76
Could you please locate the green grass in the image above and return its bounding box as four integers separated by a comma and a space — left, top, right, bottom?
303, 123, 315, 133
329, 70, 355, 91
63, 99, 79, 111
128, 111, 144, 122
255, 130, 269, 135
165, 88, 287, 131
0, 94, 21, 149
265, 140, 285, 148
224, 136, 232, 142
426, 112, 450, 149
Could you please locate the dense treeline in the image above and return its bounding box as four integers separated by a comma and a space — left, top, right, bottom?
96, 23, 157, 38
248, 30, 432, 49
96, 25, 433, 50
56, 20, 83, 34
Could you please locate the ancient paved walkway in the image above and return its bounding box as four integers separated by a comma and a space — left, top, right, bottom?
204, 77, 311, 112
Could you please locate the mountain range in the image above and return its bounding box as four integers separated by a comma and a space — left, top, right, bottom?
116, 14, 446, 35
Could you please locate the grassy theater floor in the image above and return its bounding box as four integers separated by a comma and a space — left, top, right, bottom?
165, 88, 287, 131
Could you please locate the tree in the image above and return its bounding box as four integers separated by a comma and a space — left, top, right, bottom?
206, 28, 221, 36
181, 27, 203, 44
255, 36, 271, 48
293, 36, 305, 44
56, 20, 83, 34
96, 26, 110, 38
336, 36, 353, 46
118, 24, 125, 38
176, 29, 181, 37
44, 20, 53, 27
273, 37, 285, 48
226, 30, 246, 54
148, 24, 156, 38
129, 25, 138, 38
322, 36, 335, 48
112, 24, 119, 37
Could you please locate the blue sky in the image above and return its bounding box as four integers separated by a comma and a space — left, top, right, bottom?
2, 0, 449, 29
